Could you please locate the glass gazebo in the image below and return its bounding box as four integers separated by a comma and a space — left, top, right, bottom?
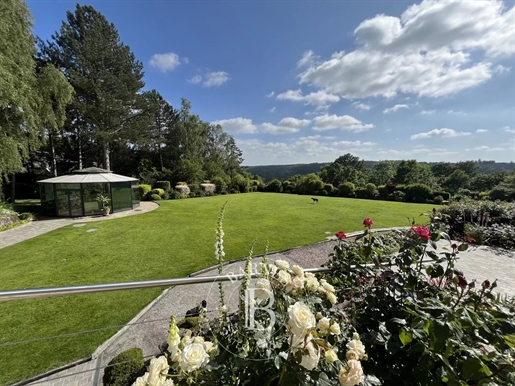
38, 167, 140, 217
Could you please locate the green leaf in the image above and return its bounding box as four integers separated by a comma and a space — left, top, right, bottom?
399, 328, 413, 345
274, 355, 282, 370
317, 372, 331, 386
458, 243, 469, 251
462, 357, 492, 380
504, 334, 515, 348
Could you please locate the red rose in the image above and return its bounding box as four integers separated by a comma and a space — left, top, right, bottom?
335, 231, 347, 240
412, 226, 431, 241
363, 218, 374, 227
457, 275, 468, 288
451, 243, 458, 250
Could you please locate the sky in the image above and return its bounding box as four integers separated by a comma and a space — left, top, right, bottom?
27, 0, 515, 166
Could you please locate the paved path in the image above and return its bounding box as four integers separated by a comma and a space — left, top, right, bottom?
3, 221, 512, 386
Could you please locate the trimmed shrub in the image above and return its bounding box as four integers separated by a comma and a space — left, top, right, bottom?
377, 185, 389, 199
394, 184, 406, 193
337, 182, 355, 197
211, 177, 227, 194
355, 188, 367, 199
433, 195, 444, 205
265, 179, 282, 193
393, 190, 405, 201
102, 348, 144, 386
154, 181, 171, 192
175, 185, 191, 196
432, 191, 450, 200
323, 183, 334, 194
150, 188, 165, 198
19, 212, 34, 221
490, 185, 514, 201
405, 183, 432, 203
229, 188, 240, 194
200, 183, 216, 195
170, 190, 182, 200
150, 194, 161, 201
138, 184, 152, 201
365, 183, 377, 198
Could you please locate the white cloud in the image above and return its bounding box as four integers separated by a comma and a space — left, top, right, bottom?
182, 57, 190, 64
269, 107, 276, 113
212, 118, 257, 134
447, 110, 467, 116
260, 117, 311, 135
351, 102, 371, 111
312, 114, 374, 132
476, 129, 488, 133
504, 126, 515, 134
149, 52, 181, 72
297, 50, 318, 68
297, 0, 514, 99
266, 91, 275, 98
410, 128, 471, 140
203, 71, 230, 87
188, 75, 202, 84
383, 104, 409, 114
277, 117, 311, 128
333, 140, 376, 147
276, 89, 340, 106
421, 110, 436, 115
466, 146, 506, 151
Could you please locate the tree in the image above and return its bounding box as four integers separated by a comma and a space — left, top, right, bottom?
0, 0, 73, 200
443, 169, 471, 194
321, 153, 367, 187
395, 160, 435, 187
456, 161, 478, 176
42, 4, 145, 170
469, 171, 506, 192
369, 161, 398, 185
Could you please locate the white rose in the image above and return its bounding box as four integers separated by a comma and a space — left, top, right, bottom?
330, 322, 341, 335
339, 359, 364, 386
346, 339, 366, 359
275, 259, 290, 271
327, 291, 337, 305
220, 305, 229, 313
286, 275, 304, 293
318, 286, 327, 295
180, 342, 209, 372
322, 280, 335, 293
132, 373, 148, 386
255, 278, 272, 300
192, 336, 204, 344
277, 270, 292, 286
305, 276, 319, 292
300, 341, 320, 371
147, 356, 169, 385
292, 265, 304, 277
163, 379, 175, 386
316, 312, 323, 320
268, 264, 278, 276
288, 302, 316, 336
325, 348, 338, 363
317, 317, 330, 334
290, 332, 312, 351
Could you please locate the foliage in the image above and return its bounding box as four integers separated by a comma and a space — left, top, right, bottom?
338, 182, 355, 197
18, 212, 34, 221
432, 191, 450, 201
265, 179, 282, 193
490, 184, 515, 201
395, 160, 435, 187
321, 154, 367, 187
175, 185, 191, 196
169, 190, 182, 200
327, 221, 515, 385
150, 188, 166, 198
155, 181, 172, 192
404, 183, 433, 203
211, 177, 227, 194
443, 169, 471, 194
96, 194, 111, 210
150, 194, 161, 201
297, 174, 324, 195
103, 348, 144, 386
200, 183, 216, 195
139, 185, 152, 201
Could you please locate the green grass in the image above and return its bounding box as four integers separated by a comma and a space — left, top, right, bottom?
0, 193, 435, 385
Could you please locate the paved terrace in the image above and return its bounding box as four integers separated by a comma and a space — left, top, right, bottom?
1, 209, 513, 386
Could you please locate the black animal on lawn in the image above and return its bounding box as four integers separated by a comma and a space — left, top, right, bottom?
311, 197, 319, 203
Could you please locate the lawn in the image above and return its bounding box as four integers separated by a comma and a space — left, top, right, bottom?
0, 193, 435, 385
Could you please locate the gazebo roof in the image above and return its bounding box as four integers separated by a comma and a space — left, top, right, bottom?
38, 168, 137, 184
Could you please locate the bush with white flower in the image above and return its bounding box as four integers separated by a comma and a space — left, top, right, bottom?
127, 204, 369, 386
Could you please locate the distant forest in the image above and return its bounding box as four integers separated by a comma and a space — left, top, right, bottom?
245, 160, 515, 182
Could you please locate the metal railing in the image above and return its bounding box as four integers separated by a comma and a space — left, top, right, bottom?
0, 259, 438, 302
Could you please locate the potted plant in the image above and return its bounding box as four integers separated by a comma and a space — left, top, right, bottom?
96, 194, 111, 216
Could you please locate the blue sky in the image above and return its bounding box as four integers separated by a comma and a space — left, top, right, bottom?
27, 0, 515, 166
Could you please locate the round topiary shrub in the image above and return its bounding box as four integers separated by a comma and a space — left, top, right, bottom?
150, 194, 161, 201
103, 348, 144, 386
405, 183, 433, 203
338, 182, 355, 197
170, 190, 182, 200
150, 188, 165, 197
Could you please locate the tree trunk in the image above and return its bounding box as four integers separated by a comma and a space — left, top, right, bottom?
10, 173, 15, 204
103, 142, 111, 171
50, 132, 57, 176
77, 127, 83, 170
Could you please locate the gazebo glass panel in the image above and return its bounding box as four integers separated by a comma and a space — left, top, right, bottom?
111, 182, 132, 211
83, 183, 104, 215
131, 182, 140, 206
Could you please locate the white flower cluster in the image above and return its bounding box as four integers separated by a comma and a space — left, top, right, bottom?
200, 183, 216, 194
339, 333, 366, 386
131, 356, 173, 386
167, 316, 218, 373
174, 184, 190, 195
260, 260, 338, 305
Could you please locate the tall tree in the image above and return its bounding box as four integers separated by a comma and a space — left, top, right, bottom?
42, 4, 145, 170
369, 160, 398, 185
320, 153, 367, 187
